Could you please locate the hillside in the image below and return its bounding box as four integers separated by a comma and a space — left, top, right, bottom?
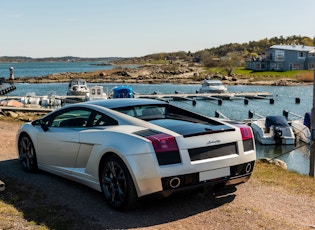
1, 35, 314, 66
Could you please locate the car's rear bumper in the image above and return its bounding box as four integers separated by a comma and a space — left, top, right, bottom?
158, 161, 255, 197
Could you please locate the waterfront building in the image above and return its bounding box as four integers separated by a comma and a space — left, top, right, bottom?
246, 44, 315, 71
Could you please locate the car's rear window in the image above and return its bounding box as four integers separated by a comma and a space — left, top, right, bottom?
114, 104, 222, 126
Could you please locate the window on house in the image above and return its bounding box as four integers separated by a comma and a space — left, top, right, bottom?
293, 64, 300, 70
298, 52, 305, 58
308, 63, 315, 70
276, 64, 282, 70
256, 63, 261, 70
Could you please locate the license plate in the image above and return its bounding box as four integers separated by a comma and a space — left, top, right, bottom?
199, 167, 230, 182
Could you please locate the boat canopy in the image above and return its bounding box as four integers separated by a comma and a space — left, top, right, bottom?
265, 116, 289, 129
112, 86, 134, 98
202, 79, 224, 86
303, 112, 311, 128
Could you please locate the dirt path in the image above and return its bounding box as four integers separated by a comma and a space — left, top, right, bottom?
0, 119, 314, 229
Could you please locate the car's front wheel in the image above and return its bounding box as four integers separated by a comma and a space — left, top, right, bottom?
100, 155, 137, 211
18, 133, 38, 172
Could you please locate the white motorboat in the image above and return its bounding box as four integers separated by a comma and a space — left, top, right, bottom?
198, 79, 227, 93
67, 79, 89, 96
86, 85, 108, 101
291, 112, 311, 144
250, 115, 295, 145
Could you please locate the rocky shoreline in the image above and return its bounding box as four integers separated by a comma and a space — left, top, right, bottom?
5, 64, 312, 86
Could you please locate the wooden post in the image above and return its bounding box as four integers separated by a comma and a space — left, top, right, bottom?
310, 70, 315, 177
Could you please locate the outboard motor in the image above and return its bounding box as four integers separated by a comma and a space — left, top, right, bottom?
274, 126, 283, 145
303, 112, 311, 129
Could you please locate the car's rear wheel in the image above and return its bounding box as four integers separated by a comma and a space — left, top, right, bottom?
18, 133, 38, 172
100, 155, 137, 211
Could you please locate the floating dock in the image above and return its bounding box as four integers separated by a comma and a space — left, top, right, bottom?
134, 91, 273, 105
0, 91, 302, 113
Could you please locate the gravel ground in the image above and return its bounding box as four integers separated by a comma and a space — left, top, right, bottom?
0, 119, 314, 229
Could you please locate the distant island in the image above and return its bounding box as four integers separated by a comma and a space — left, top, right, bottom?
0, 56, 123, 63
1, 35, 314, 66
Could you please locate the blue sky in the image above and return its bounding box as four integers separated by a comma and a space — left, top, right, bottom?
1, 0, 315, 58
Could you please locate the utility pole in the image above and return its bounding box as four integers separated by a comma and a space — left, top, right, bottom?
310, 69, 315, 177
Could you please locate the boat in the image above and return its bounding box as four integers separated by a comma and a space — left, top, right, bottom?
110, 86, 134, 98
198, 79, 227, 93
291, 112, 311, 144
20, 92, 62, 108
86, 85, 108, 101
67, 79, 89, 96
250, 115, 295, 145
21, 92, 41, 106
41, 93, 63, 107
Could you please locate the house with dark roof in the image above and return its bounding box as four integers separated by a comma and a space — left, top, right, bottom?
246, 44, 315, 71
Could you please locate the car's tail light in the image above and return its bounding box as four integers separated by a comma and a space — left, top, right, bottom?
146, 133, 178, 153
235, 124, 254, 152
235, 124, 253, 141
145, 133, 181, 165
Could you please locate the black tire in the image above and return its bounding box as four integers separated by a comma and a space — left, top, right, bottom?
100, 155, 137, 211
18, 133, 38, 172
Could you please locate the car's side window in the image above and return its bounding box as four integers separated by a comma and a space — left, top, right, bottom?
51, 109, 91, 128
92, 112, 118, 126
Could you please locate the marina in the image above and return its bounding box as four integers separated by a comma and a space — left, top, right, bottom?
0, 90, 273, 107
0, 61, 313, 175
0, 83, 312, 175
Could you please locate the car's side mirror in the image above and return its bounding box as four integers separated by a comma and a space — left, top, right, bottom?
32, 119, 49, 132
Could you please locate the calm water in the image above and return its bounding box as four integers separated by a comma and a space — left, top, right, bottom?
0, 62, 313, 175
0, 61, 115, 78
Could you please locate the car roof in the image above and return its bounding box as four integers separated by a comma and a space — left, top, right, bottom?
83, 98, 167, 109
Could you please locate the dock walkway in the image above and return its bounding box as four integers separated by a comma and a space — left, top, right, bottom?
135, 91, 271, 99
0, 91, 273, 113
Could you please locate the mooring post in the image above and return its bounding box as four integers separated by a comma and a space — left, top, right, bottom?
310, 70, 315, 177
9, 67, 14, 80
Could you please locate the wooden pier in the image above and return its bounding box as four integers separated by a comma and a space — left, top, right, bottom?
134, 91, 273, 105
0, 91, 278, 113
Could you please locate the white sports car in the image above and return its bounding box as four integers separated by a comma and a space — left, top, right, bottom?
17, 98, 256, 210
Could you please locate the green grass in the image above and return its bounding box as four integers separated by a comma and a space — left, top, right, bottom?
147, 59, 169, 64
253, 160, 315, 197
203, 67, 314, 81
234, 68, 312, 78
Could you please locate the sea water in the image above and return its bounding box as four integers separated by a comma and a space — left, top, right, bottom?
0, 61, 115, 78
